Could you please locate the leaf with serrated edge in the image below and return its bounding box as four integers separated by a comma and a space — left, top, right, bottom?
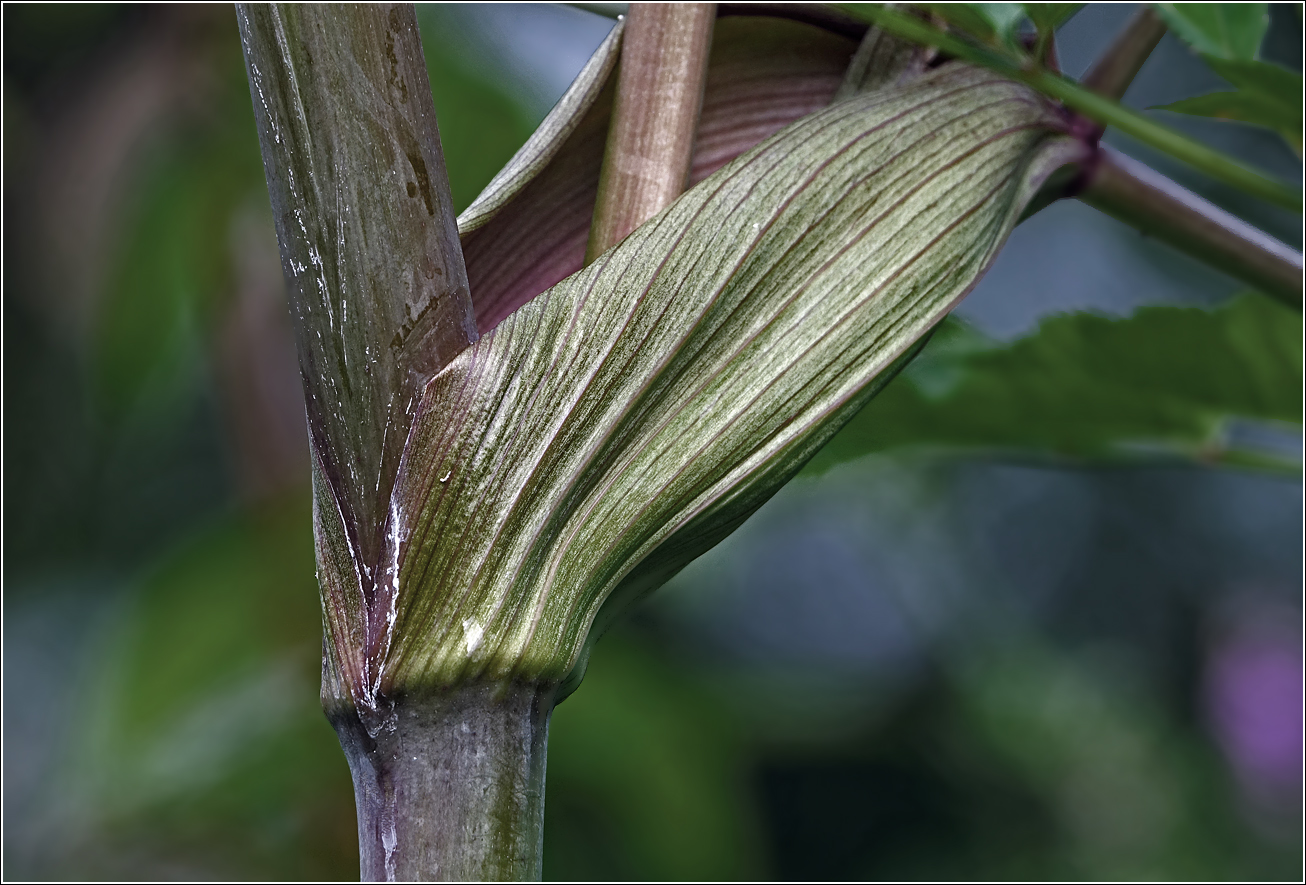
314, 64, 1083, 712
805, 295, 1303, 474
1203, 56, 1303, 103
1153, 56, 1302, 152
1157, 91, 1302, 151
1152, 3, 1269, 60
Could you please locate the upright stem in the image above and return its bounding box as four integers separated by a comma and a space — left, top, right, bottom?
1079, 148, 1303, 308
236, 3, 476, 584
238, 5, 554, 881
586, 2, 716, 262
333, 683, 556, 882
1080, 6, 1167, 103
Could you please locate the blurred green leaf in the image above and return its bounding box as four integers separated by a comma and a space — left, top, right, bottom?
69, 494, 359, 880
91, 50, 264, 417
952, 648, 1264, 880
545, 636, 763, 880
805, 294, 1303, 474
1202, 53, 1302, 101
1022, 3, 1083, 33
1152, 3, 1269, 60
925, 3, 1027, 48
1155, 57, 1303, 154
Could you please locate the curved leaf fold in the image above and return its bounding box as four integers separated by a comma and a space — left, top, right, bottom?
457, 15, 859, 332
317, 64, 1083, 710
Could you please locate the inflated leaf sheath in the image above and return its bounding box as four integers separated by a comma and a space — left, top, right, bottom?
320, 64, 1084, 710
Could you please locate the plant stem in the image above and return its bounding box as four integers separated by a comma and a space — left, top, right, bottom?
586, 2, 716, 262
1079, 148, 1303, 308
571, 2, 873, 41
1080, 6, 1167, 102
239, 6, 558, 881
333, 683, 556, 882
236, 3, 476, 583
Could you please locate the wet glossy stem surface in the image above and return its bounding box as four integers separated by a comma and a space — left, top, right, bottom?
334, 683, 556, 882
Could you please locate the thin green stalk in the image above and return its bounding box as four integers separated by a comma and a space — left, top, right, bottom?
1032, 72, 1300, 211
841, 4, 1301, 212
586, 2, 717, 262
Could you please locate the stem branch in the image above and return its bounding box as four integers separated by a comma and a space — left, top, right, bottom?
586, 2, 716, 262
1079, 148, 1303, 308
1080, 6, 1167, 102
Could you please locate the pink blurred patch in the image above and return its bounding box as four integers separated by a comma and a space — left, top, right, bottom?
1205, 611, 1303, 805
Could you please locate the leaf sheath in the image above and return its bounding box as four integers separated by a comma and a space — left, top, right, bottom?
354, 65, 1084, 702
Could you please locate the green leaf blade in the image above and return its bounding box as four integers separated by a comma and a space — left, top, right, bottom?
1153, 56, 1304, 152
1022, 3, 1083, 33
1204, 55, 1304, 101
1152, 3, 1269, 60
805, 294, 1303, 472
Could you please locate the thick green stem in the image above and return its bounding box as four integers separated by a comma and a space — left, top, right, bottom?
586, 2, 716, 262
332, 683, 556, 882
238, 6, 552, 881
1080, 6, 1167, 102
236, 3, 476, 581
1079, 148, 1303, 308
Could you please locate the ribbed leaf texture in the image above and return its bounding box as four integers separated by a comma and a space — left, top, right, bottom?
319, 63, 1085, 713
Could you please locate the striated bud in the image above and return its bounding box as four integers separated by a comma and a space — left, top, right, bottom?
314, 62, 1085, 720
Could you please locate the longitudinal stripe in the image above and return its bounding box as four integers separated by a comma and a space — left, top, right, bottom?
493, 83, 1027, 541
533, 122, 1041, 571
582, 122, 1044, 490
459, 16, 860, 333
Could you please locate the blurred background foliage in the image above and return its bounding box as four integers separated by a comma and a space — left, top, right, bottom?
2, 3, 1301, 880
